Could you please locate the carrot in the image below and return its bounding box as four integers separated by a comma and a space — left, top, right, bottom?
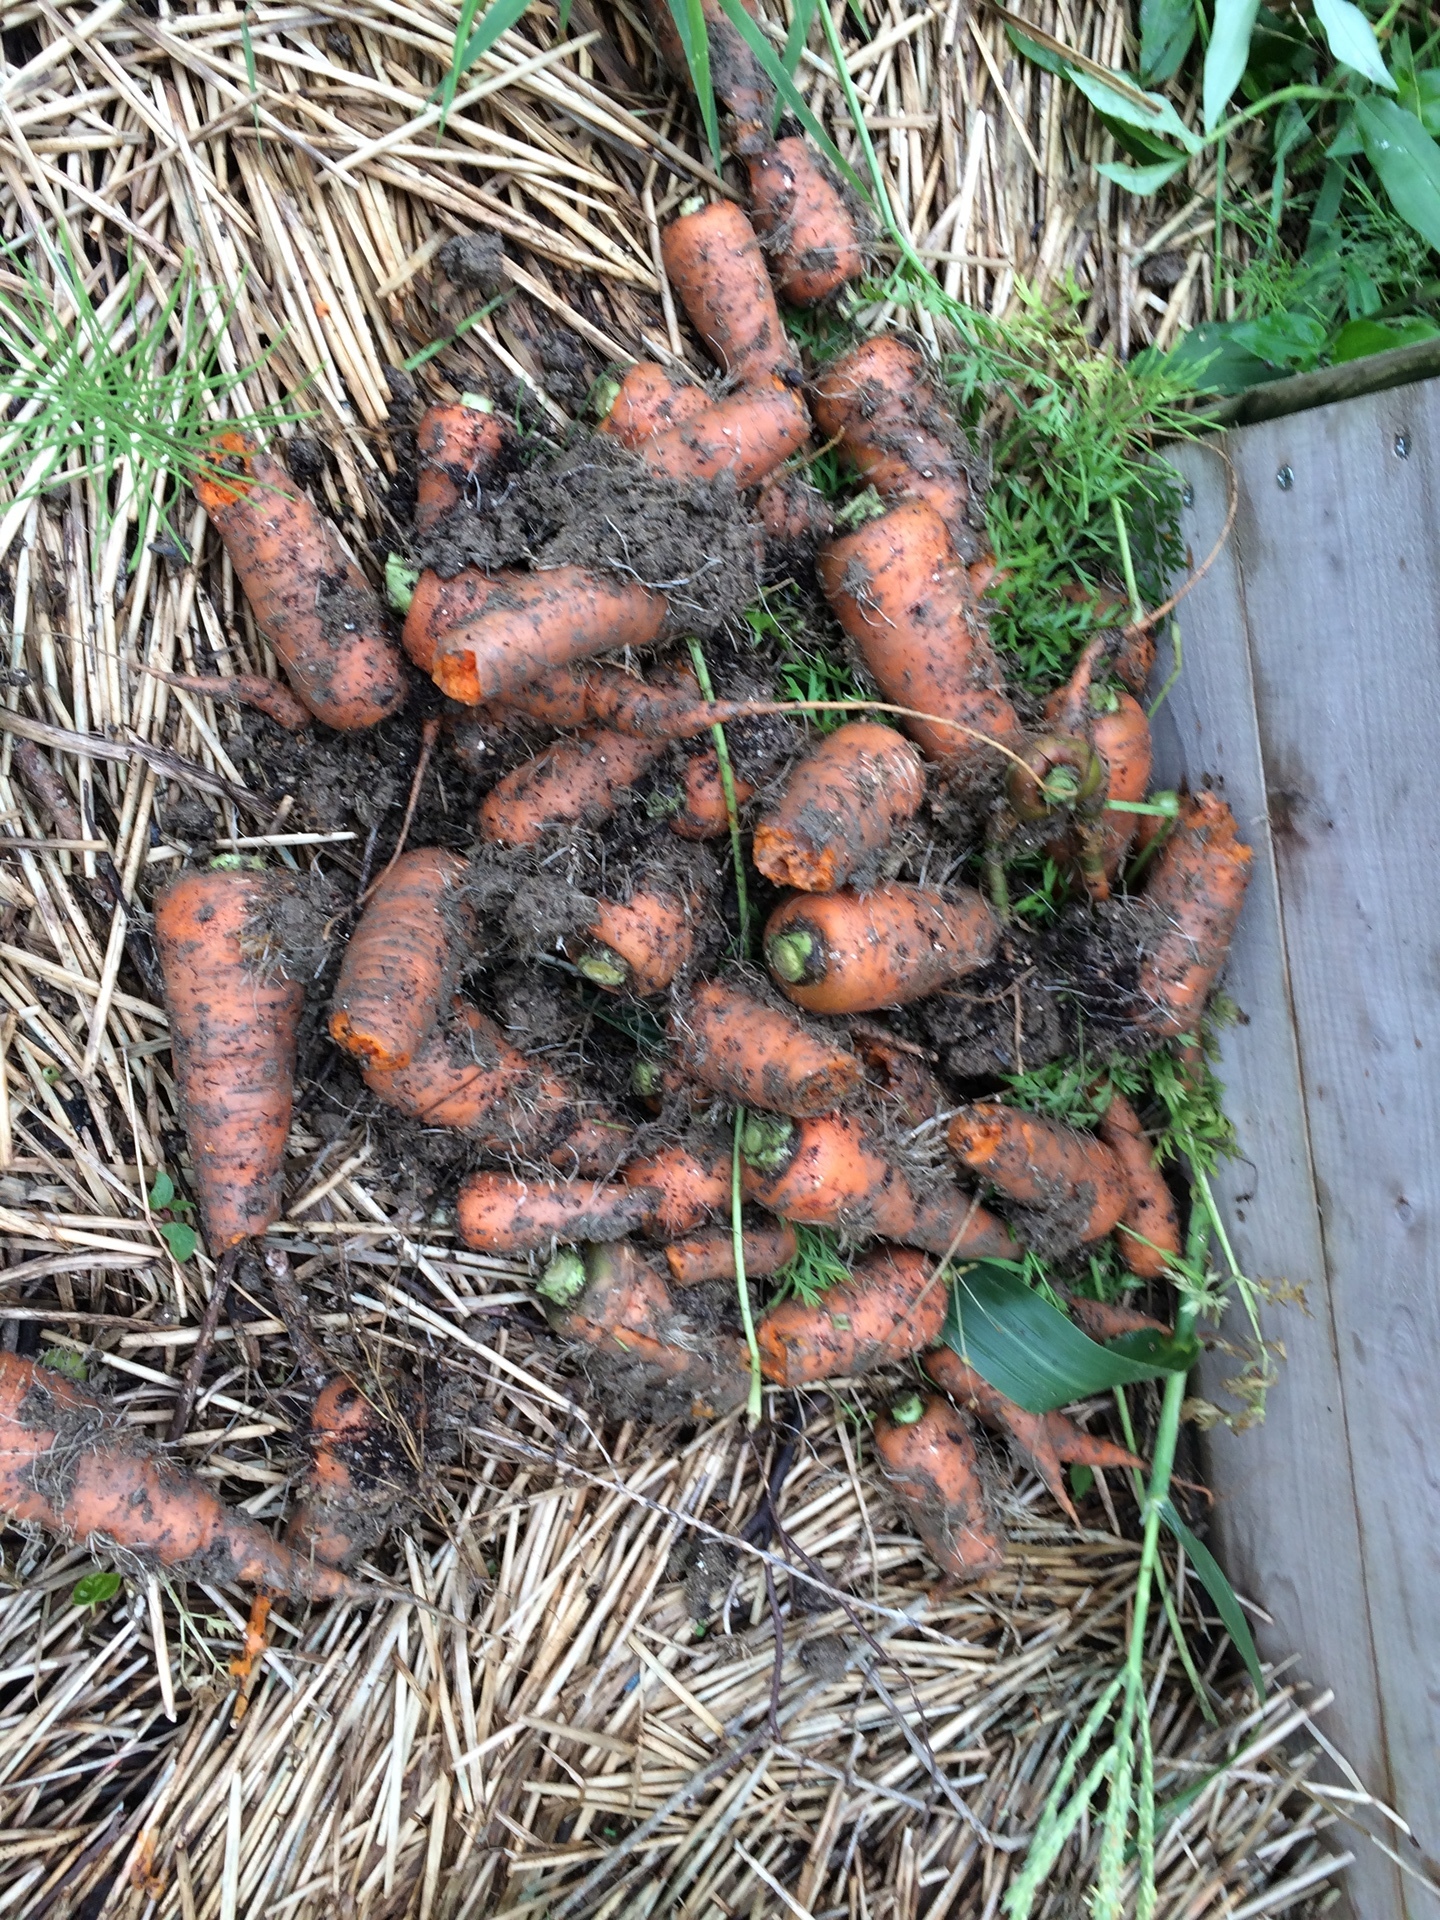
739, 134, 863, 307
849, 1026, 944, 1128
284, 1374, 409, 1568
570, 884, 700, 995
415, 397, 512, 528
817, 502, 1022, 761
1045, 652, 1153, 892
1096, 1092, 1181, 1279
484, 663, 697, 737
598, 362, 713, 446
675, 978, 862, 1116
640, 376, 811, 490
623, 1138, 732, 1237
329, 848, 471, 1071
1137, 792, 1253, 1038
765, 881, 999, 1014
425, 567, 669, 707
457, 1173, 658, 1253
947, 1104, 1130, 1242
147, 669, 311, 732
1063, 1294, 1171, 1342
401, 566, 497, 675
0, 1353, 365, 1601
756, 470, 834, 550
479, 727, 662, 846
1059, 581, 1154, 692
757, 1245, 946, 1383
156, 865, 303, 1253
665, 1221, 797, 1285
752, 722, 925, 892
661, 200, 797, 381
874, 1391, 1003, 1581
810, 339, 973, 541
668, 749, 756, 840
924, 1348, 1141, 1526
645, 0, 771, 128
195, 431, 406, 730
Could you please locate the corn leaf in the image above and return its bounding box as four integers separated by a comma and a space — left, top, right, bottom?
1157, 1498, 1265, 1693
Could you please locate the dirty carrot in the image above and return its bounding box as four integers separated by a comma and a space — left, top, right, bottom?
1137, 791, 1253, 1038
818, 501, 1022, 761
284, 1374, 410, 1568
645, 0, 772, 126
1096, 1091, 1182, 1279
660, 199, 797, 381
597, 362, 713, 446
676, 978, 863, 1116
849, 1025, 945, 1128
495, 666, 753, 742
456, 1173, 658, 1253
640, 376, 811, 491
1046, 654, 1154, 892
401, 566, 499, 675
810, 339, 973, 540
1063, 1294, 1172, 1342
668, 749, 755, 840
757, 1245, 946, 1385
947, 1104, 1130, 1242
739, 133, 863, 307
329, 848, 471, 1072
874, 1391, 1003, 1581
623, 1137, 732, 1237
765, 881, 999, 1014
479, 728, 662, 846
756, 471, 834, 550
665, 1221, 797, 1285
752, 722, 925, 893
195, 431, 406, 730
570, 884, 700, 996
415, 396, 512, 528
146, 668, 311, 732
155, 864, 303, 1253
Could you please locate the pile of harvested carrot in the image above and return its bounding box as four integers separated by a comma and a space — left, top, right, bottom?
0, 24, 1253, 1602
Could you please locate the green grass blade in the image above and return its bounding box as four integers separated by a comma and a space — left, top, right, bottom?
666, 0, 723, 172
1157, 1499, 1266, 1694
779, 0, 819, 81
714, 0, 871, 204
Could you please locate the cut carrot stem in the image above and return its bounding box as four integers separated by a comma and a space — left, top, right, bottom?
571, 885, 700, 996
456, 1174, 658, 1253
598, 362, 713, 445
675, 978, 862, 1116
752, 722, 925, 893
764, 881, 999, 1014
739, 133, 863, 307
757, 1245, 947, 1384
415, 398, 512, 528
1137, 791, 1253, 1038
478, 727, 662, 846
330, 848, 471, 1072
665, 1221, 797, 1285
1097, 1092, 1182, 1280
623, 1137, 732, 1237
874, 1391, 1003, 1581
810, 339, 973, 542
660, 200, 798, 381
425, 567, 669, 706
947, 1104, 1130, 1242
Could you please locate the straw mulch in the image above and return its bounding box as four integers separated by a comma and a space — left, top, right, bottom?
0, 2, 1359, 1915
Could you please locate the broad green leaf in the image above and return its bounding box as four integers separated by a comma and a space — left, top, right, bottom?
1003, 24, 1065, 75
1065, 66, 1202, 153
72, 1570, 122, 1609
1158, 1498, 1265, 1693
1164, 318, 1290, 392
943, 1265, 1199, 1414
1139, 0, 1196, 85
1313, 0, 1395, 91
1097, 154, 1189, 193
1097, 108, 1188, 162
714, 0, 871, 205
1331, 314, 1440, 360
160, 1220, 199, 1263
1398, 69, 1440, 137
1204, 0, 1261, 133
1355, 96, 1440, 252
667, 0, 723, 171
40, 1347, 87, 1382
148, 1168, 175, 1209
1069, 1464, 1096, 1500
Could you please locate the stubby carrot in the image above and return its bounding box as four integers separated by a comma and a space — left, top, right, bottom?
661, 200, 797, 381
766, 881, 999, 1015
401, 567, 497, 675
623, 1138, 732, 1238
1096, 1092, 1181, 1279
330, 848, 472, 1072
947, 1104, 1129, 1243
668, 749, 755, 840
665, 1221, 797, 1285
739, 133, 863, 306
757, 1245, 945, 1384
415, 397, 512, 528
818, 502, 1022, 761
1137, 792, 1253, 1038
457, 1174, 658, 1253
598, 362, 713, 446
850, 1026, 945, 1128
639, 378, 810, 491
570, 884, 701, 996
924, 1348, 1141, 1525
195, 431, 406, 730
0, 1353, 365, 1601
753, 722, 925, 892
479, 728, 662, 846
675, 978, 862, 1116
156, 864, 303, 1253
874, 1391, 1003, 1581
810, 339, 972, 541
284, 1374, 410, 1568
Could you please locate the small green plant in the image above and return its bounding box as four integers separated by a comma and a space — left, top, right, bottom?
148, 1169, 199, 1264
71, 1570, 122, 1610
40, 1348, 88, 1383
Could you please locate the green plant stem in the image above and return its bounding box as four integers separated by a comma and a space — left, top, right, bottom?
1207, 83, 1341, 149
1214, 132, 1226, 315
732, 1106, 763, 1427
687, 639, 751, 953
1146, 621, 1183, 719
1110, 496, 1144, 627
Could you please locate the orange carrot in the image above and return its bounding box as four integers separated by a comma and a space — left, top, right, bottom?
1063, 1294, 1172, 1342
924, 1348, 1141, 1526
482, 663, 703, 738
739, 133, 863, 306
0, 1352, 365, 1601
401, 566, 498, 675
284, 1375, 410, 1568
415, 398, 512, 528
849, 1025, 944, 1128
818, 502, 1022, 761
147, 669, 311, 732
646, 0, 771, 127
668, 749, 755, 839
1137, 792, 1253, 1038
640, 376, 811, 490
479, 727, 662, 846
947, 1104, 1129, 1242
598, 362, 713, 446
1096, 1092, 1181, 1279
665, 1221, 797, 1285
661, 200, 797, 381
426, 568, 669, 707
156, 864, 303, 1253
623, 1139, 732, 1237
457, 1173, 658, 1253
756, 470, 834, 550
810, 339, 972, 540
1045, 652, 1154, 892
195, 431, 406, 730
874, 1391, 1002, 1581
569, 884, 700, 996
752, 722, 925, 892
1060, 581, 1154, 691
676, 978, 862, 1116
758, 1245, 946, 1383
765, 881, 999, 1014
329, 848, 471, 1072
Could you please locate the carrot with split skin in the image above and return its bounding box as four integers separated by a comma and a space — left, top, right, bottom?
330, 848, 472, 1072
765, 881, 999, 1014
479, 728, 662, 846
425, 568, 669, 707
640, 376, 811, 491
569, 884, 700, 996
739, 132, 863, 307
948, 1104, 1130, 1242
1137, 791, 1253, 1038
415, 396, 512, 528
156, 864, 303, 1253
195, 431, 406, 730
665, 1221, 797, 1285
598, 362, 713, 445
457, 1174, 658, 1253
676, 978, 863, 1117
875, 1391, 1003, 1581
811, 339, 973, 541
623, 1138, 732, 1237
753, 722, 925, 892
669, 749, 755, 839
757, 1245, 946, 1384
1097, 1091, 1181, 1279
661, 200, 798, 381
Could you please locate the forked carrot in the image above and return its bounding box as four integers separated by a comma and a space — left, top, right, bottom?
329, 848, 472, 1072
675, 978, 863, 1116
1137, 792, 1252, 1038
947, 1104, 1130, 1242
765, 881, 999, 1014
1096, 1091, 1181, 1279
285, 1374, 409, 1568
810, 339, 973, 540
640, 377, 811, 490
752, 722, 925, 892
415, 397, 512, 528
874, 1391, 1003, 1581
849, 1026, 945, 1128
757, 1245, 946, 1384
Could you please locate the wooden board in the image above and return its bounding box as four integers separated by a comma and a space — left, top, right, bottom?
1163, 385, 1440, 1920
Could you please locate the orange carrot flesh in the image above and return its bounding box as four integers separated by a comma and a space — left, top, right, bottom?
571, 887, 698, 996
665, 1222, 798, 1285
752, 722, 925, 892
810, 340, 971, 540
427, 567, 669, 707
640, 377, 810, 491
947, 1104, 1130, 1242
0, 1354, 363, 1601
457, 1174, 658, 1252
668, 749, 755, 840
415, 401, 512, 528
741, 134, 863, 307
660, 201, 797, 381
757, 1245, 945, 1384
874, 1392, 1003, 1581
401, 567, 498, 675
598, 362, 713, 446
677, 979, 863, 1116
1096, 1092, 1181, 1279
329, 848, 471, 1072
479, 728, 662, 847
817, 501, 1022, 761
765, 881, 999, 1014
1138, 792, 1253, 1038
623, 1140, 732, 1238
156, 866, 303, 1253
195, 432, 406, 730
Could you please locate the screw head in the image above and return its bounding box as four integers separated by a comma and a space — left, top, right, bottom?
1395, 433, 1410, 458
1276, 465, 1294, 491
